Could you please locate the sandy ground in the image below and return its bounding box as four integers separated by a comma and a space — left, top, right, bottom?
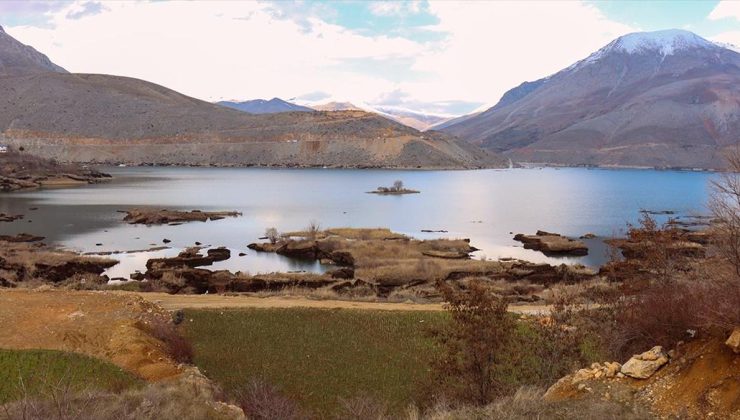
123, 292, 552, 315
0, 289, 181, 381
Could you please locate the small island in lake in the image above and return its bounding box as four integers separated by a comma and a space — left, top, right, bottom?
367, 180, 419, 195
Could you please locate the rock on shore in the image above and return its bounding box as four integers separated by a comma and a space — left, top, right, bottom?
514, 231, 588, 256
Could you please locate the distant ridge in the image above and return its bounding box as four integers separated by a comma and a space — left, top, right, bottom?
217, 98, 314, 114
0, 27, 505, 169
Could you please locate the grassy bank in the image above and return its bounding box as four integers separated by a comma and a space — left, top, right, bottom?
183, 307, 603, 417
0, 349, 142, 404
183, 308, 446, 416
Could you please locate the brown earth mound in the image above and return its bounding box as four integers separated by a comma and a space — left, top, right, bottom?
0, 289, 182, 381
545, 338, 740, 419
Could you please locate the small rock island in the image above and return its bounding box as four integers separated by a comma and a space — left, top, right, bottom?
367, 180, 419, 195
123, 209, 242, 225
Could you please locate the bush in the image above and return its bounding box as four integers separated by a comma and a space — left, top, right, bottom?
145, 319, 194, 364
432, 280, 515, 405
265, 228, 280, 245
335, 395, 390, 419
231, 379, 305, 420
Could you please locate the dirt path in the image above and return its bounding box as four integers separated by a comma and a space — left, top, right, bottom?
124, 292, 552, 315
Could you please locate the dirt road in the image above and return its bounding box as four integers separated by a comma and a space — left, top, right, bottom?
124, 292, 552, 315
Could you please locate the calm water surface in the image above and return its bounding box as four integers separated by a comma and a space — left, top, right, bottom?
0, 167, 714, 279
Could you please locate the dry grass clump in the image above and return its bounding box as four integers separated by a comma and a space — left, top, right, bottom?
283, 227, 407, 241
231, 379, 306, 420
1, 370, 241, 420
413, 387, 651, 420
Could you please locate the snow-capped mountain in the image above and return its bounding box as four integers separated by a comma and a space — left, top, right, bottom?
303, 100, 453, 131
216, 98, 313, 114
443, 29, 740, 169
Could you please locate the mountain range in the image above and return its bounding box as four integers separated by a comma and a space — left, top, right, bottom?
216, 98, 314, 114
245, 100, 453, 131
442, 29, 740, 169
0, 26, 502, 169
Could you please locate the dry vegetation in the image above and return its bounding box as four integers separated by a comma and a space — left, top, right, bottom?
243, 226, 599, 303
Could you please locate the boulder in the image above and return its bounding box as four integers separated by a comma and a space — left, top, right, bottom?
247, 242, 281, 253
726, 327, 740, 354
513, 231, 588, 256
206, 247, 231, 262
276, 240, 320, 258
620, 346, 669, 379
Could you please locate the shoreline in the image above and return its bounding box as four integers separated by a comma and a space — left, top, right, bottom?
86, 161, 719, 173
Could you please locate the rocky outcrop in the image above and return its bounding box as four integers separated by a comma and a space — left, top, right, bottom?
0, 240, 117, 286
0, 213, 23, 222
726, 327, 740, 354
620, 346, 669, 379
421, 250, 470, 259
0, 233, 45, 242
0, 150, 111, 192
514, 231, 588, 256
248, 240, 357, 267
612, 238, 705, 259
123, 209, 241, 225
145, 247, 231, 271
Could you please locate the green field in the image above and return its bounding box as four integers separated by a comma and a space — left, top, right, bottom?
0, 349, 142, 404
183, 308, 447, 416
183, 307, 600, 417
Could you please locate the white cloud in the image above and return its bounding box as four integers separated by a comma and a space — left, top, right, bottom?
711, 31, 740, 50
7, 1, 421, 102
709, 1, 740, 21
405, 0, 635, 107
5, 0, 635, 114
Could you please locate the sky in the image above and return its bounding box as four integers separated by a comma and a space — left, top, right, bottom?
1, 0, 739, 116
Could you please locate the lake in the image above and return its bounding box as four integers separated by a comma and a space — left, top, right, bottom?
0, 166, 715, 279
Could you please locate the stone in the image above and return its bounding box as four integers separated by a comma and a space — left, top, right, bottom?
604, 361, 621, 378
620, 346, 669, 379
513, 231, 588, 256
726, 327, 740, 354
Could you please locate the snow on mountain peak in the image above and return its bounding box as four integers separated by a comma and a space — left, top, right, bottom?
611, 29, 716, 56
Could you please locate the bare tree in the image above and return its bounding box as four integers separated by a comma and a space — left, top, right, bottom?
305, 220, 321, 241
710, 149, 740, 276
265, 227, 280, 245
392, 180, 404, 192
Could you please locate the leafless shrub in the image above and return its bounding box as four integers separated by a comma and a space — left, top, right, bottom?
265, 228, 280, 245
231, 379, 305, 420
710, 148, 740, 276
335, 395, 390, 420
392, 180, 404, 192
306, 220, 321, 241
145, 318, 194, 364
